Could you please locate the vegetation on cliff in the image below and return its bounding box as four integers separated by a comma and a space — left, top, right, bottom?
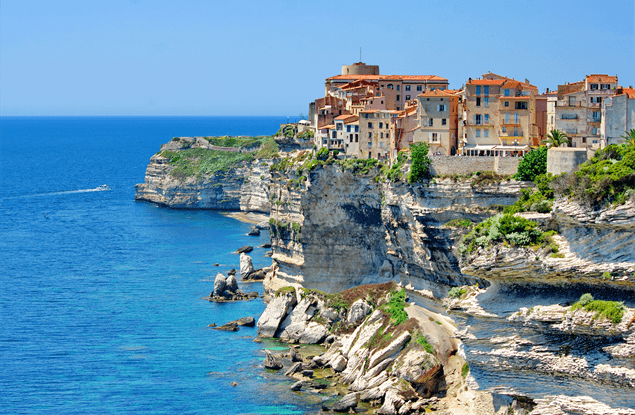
514, 146, 548, 182
408, 142, 431, 183
460, 213, 557, 254
571, 293, 625, 324
551, 142, 635, 208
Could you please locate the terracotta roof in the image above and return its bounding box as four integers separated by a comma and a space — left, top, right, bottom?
586, 74, 618, 84
467, 79, 505, 86
344, 117, 359, 124
326, 74, 448, 82
334, 114, 352, 120
321, 124, 335, 129
417, 89, 452, 97
619, 88, 635, 99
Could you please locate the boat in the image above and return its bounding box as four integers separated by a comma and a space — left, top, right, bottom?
96, 184, 109, 191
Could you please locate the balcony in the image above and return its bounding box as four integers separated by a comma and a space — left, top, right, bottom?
590, 118, 601, 124
564, 128, 577, 135
464, 120, 494, 126
560, 114, 579, 120
556, 100, 583, 108
499, 130, 524, 137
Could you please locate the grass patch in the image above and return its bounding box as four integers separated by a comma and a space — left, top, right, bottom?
461, 362, 470, 378
383, 288, 408, 325
414, 333, 434, 355
160, 148, 254, 179
275, 286, 296, 297
448, 287, 467, 298
471, 171, 512, 187
571, 293, 625, 324
443, 219, 473, 229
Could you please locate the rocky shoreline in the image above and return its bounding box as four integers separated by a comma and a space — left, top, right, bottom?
136, 139, 635, 413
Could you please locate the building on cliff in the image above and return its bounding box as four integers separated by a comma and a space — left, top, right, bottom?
458, 73, 539, 157
554, 74, 619, 149
601, 87, 635, 146
412, 89, 460, 156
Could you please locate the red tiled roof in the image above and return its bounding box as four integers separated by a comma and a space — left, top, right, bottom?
326, 74, 448, 82
467, 79, 505, 86
417, 89, 452, 97
619, 87, 635, 99
334, 114, 351, 120
586, 74, 618, 84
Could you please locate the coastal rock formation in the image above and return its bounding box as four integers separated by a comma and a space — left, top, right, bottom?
240, 253, 254, 279
134, 137, 272, 211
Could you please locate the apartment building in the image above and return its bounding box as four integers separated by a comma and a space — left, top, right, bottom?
413, 89, 459, 155
390, 103, 419, 159
459, 74, 538, 156
359, 109, 398, 159
601, 87, 635, 146
555, 75, 619, 148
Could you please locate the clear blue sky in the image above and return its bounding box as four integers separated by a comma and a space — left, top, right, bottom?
2, 0, 633, 116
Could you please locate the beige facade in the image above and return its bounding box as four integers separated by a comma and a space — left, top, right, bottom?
459, 75, 538, 156
601, 87, 635, 146
359, 110, 397, 159
555, 75, 619, 148
414, 89, 459, 156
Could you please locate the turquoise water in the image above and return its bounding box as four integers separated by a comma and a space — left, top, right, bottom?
0, 117, 314, 414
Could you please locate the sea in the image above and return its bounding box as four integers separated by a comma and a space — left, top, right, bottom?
0, 116, 318, 414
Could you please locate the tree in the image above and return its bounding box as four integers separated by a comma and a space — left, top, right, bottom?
408, 142, 431, 183
542, 129, 570, 148
620, 129, 635, 146
515, 146, 547, 181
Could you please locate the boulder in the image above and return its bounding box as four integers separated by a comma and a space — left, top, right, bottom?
244, 269, 265, 280
225, 274, 238, 293
240, 253, 254, 278
290, 347, 303, 362
213, 273, 227, 296
377, 388, 405, 415
330, 355, 347, 372
332, 392, 360, 413
247, 228, 260, 236
299, 322, 329, 344
290, 381, 303, 391
248, 291, 259, 299
227, 268, 237, 276
257, 293, 297, 337
347, 299, 372, 325
393, 348, 441, 387
230, 317, 255, 327
368, 331, 411, 370
264, 350, 283, 370
255, 221, 270, 230
285, 362, 302, 376
301, 370, 314, 378
213, 322, 238, 331
259, 243, 272, 248
235, 245, 253, 254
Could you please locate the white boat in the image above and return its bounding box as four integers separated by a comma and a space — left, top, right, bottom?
96, 184, 109, 191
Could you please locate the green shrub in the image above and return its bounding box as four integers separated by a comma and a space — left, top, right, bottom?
384, 288, 408, 325
415, 333, 435, 354
515, 146, 548, 181
448, 287, 467, 298
578, 293, 594, 306
161, 148, 254, 179
443, 219, 473, 228
571, 297, 625, 324
255, 137, 279, 159
316, 147, 330, 161
461, 362, 470, 378
408, 142, 431, 183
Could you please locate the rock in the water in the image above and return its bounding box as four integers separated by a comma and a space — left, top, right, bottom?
264, 251, 273, 257
213, 263, 219, 267
213, 322, 238, 331
231, 381, 238, 387
235, 246, 253, 254
264, 350, 283, 370
227, 268, 237, 276
290, 347, 303, 362
213, 273, 227, 296
259, 243, 272, 248
240, 253, 254, 279
244, 269, 265, 281
255, 221, 270, 230
332, 392, 360, 413
347, 299, 372, 325
257, 293, 297, 337
225, 274, 238, 293
230, 317, 255, 327
301, 370, 314, 378
285, 362, 302, 376
247, 228, 260, 236
248, 291, 259, 298
291, 380, 303, 391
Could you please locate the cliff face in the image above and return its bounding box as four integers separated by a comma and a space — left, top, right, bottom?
267, 165, 524, 295
134, 137, 272, 212
461, 199, 635, 288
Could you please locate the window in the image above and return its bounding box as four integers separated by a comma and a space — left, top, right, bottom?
551, 116, 553, 124
601, 84, 609, 90
355, 126, 359, 132
476, 97, 481, 106
438, 104, 447, 111
350, 136, 353, 143
504, 89, 510, 97
428, 118, 434, 127
440, 86, 444, 90
406, 95, 411, 100
474, 114, 482, 125
442, 119, 447, 125
396, 95, 400, 101
592, 127, 598, 135
381, 100, 384, 104
416, 85, 422, 91
430, 133, 439, 142
484, 114, 489, 123
502, 126, 507, 133
505, 101, 509, 107
591, 84, 599, 90
405, 85, 411, 91
396, 85, 400, 91
515, 101, 527, 110
476, 86, 481, 95
505, 113, 510, 123
336, 123, 342, 130
380, 132, 383, 138
379, 122, 383, 128
430, 87, 435, 91
569, 96, 576, 106
514, 113, 519, 123
387, 84, 394, 90
513, 126, 519, 136
592, 111, 601, 121
332, 131, 337, 138
481, 97, 488, 107
484, 86, 489, 95
368, 132, 372, 138
379, 142, 383, 148
484, 129, 489, 138
368, 141, 372, 147
368, 122, 373, 128
355, 134, 358, 142
476, 129, 481, 137
347, 125, 351, 133
591, 97, 602, 104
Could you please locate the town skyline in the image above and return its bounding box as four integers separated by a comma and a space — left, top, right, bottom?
1, 0, 633, 116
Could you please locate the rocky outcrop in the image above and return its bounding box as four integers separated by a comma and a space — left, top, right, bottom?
530, 395, 635, 415
134, 136, 272, 211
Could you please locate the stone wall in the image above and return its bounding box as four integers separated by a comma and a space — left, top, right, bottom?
546, 148, 588, 175
430, 156, 521, 176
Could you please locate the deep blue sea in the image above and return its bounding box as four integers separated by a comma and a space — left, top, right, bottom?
0, 117, 316, 414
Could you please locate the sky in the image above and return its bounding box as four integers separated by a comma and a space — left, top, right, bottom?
1, 0, 634, 116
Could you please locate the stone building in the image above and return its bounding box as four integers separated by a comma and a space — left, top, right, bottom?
554, 75, 619, 148
358, 109, 398, 159
413, 89, 460, 156
601, 87, 635, 146
459, 73, 538, 157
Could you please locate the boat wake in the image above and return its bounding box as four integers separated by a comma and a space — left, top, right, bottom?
1, 185, 110, 200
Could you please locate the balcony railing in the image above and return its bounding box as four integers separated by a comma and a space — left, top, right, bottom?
564, 129, 577, 134
500, 130, 524, 137
590, 117, 601, 123
556, 100, 583, 107
561, 114, 579, 120
464, 120, 494, 126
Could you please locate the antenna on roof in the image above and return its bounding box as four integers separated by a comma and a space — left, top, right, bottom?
360, 47, 362, 62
